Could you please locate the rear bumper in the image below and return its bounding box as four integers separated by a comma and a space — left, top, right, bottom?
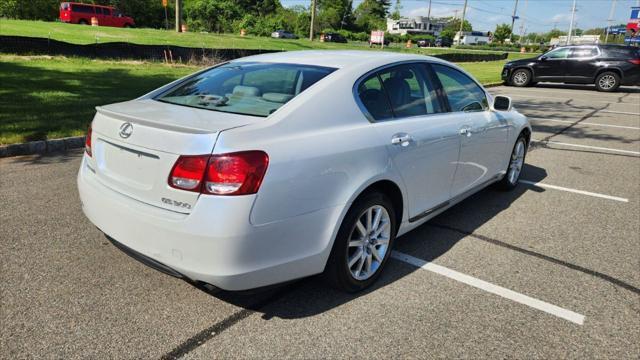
77, 155, 343, 291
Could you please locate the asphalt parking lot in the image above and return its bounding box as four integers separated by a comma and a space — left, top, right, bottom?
1, 83, 639, 358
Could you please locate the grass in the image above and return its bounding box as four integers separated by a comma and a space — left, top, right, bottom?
0, 55, 197, 144
1, 19, 529, 58
0, 54, 514, 145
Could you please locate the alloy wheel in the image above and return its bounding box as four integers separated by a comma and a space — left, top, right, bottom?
347, 205, 391, 281
513, 71, 528, 86
598, 75, 616, 90
508, 139, 526, 185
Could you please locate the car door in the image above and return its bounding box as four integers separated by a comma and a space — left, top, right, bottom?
355, 63, 461, 220
101, 7, 113, 27
565, 46, 600, 82
534, 47, 572, 80
430, 64, 510, 197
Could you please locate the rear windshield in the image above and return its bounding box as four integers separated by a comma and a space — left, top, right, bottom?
156, 62, 336, 117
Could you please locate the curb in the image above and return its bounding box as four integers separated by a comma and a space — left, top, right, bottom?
483, 82, 506, 88
0, 136, 85, 158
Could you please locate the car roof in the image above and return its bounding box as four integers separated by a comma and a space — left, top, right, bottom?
232, 50, 443, 70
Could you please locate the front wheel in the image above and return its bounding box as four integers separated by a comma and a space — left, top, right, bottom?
324, 192, 397, 292
595, 71, 620, 92
510, 69, 531, 87
497, 135, 527, 190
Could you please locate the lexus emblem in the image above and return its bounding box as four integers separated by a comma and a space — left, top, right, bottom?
119, 122, 133, 139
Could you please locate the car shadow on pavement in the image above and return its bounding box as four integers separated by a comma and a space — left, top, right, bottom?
198, 164, 550, 319
532, 83, 640, 93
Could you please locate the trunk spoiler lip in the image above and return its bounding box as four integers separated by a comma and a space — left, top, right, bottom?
95, 103, 254, 135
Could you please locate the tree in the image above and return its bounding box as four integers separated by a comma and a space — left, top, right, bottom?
318, 0, 353, 30
493, 23, 511, 43
390, 0, 401, 21
353, 0, 391, 33
439, 17, 471, 43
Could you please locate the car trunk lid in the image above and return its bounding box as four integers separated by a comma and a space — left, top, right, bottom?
89, 99, 258, 213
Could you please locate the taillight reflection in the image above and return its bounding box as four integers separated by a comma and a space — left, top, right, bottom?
85, 123, 92, 157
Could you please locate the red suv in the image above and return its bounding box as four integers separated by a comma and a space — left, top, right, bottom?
59, 2, 135, 28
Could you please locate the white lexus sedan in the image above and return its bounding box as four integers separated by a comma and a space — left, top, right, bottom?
78, 51, 531, 292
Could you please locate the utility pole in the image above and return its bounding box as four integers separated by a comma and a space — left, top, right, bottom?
567, 0, 577, 45
508, 0, 519, 44
519, 0, 528, 43
427, 0, 432, 21
458, 0, 467, 45
604, 0, 617, 44
175, 0, 182, 32
309, 0, 317, 41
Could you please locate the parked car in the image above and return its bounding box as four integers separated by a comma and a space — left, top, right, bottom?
416, 38, 435, 48
59, 2, 134, 28
78, 51, 531, 293
435, 37, 452, 47
502, 44, 640, 91
323, 32, 348, 43
271, 30, 298, 39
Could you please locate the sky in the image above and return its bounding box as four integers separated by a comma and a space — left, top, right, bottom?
282, 0, 640, 34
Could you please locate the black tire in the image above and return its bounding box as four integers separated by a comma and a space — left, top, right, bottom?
510, 69, 531, 87
497, 134, 528, 191
324, 192, 397, 292
124, 23, 132, 28
595, 71, 620, 92
78, 19, 88, 25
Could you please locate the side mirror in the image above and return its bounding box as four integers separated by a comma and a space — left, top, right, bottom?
492, 95, 512, 112
539, 55, 548, 61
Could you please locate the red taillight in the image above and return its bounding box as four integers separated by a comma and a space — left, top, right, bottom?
168, 151, 268, 196
85, 123, 92, 157
628, 59, 640, 65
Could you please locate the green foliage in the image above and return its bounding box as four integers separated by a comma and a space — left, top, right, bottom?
353, 0, 390, 33
318, 0, 353, 30
440, 17, 472, 42
493, 23, 511, 43
390, 0, 401, 21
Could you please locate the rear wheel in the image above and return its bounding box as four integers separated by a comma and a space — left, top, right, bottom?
324, 192, 397, 292
595, 71, 620, 92
78, 19, 88, 25
510, 69, 531, 87
497, 135, 527, 190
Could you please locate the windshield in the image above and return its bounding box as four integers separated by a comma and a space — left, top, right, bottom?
156, 62, 336, 117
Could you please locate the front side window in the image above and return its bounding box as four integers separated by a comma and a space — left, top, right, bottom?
102, 8, 111, 16
432, 64, 487, 112
545, 47, 571, 59
156, 62, 335, 117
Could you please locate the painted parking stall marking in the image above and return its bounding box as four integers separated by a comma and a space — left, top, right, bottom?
528, 117, 640, 130
520, 180, 629, 203
531, 139, 640, 156
391, 251, 586, 325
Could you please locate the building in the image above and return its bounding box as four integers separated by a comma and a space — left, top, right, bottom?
550, 35, 601, 46
386, 16, 446, 36
453, 31, 492, 45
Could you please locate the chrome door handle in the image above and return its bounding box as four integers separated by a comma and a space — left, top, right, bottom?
391, 133, 412, 146
459, 126, 472, 137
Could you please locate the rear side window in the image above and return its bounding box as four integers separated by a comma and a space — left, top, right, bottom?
432, 64, 487, 112
73, 4, 94, 13
157, 62, 335, 117
570, 47, 598, 58
102, 8, 111, 16
602, 47, 640, 59
356, 63, 442, 121
357, 74, 393, 121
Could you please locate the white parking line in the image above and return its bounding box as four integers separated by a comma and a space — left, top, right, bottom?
600, 110, 640, 116
520, 180, 629, 203
391, 251, 585, 325
528, 117, 640, 130
507, 93, 613, 105
531, 139, 640, 156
